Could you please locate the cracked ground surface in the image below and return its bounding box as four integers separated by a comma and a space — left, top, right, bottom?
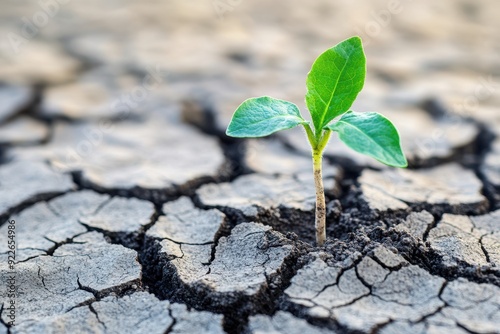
0, 0, 499, 333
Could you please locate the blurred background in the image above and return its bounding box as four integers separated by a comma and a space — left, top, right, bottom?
0, 0, 499, 195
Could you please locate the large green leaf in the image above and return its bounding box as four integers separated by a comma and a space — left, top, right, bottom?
226, 96, 307, 138
327, 111, 407, 167
306, 36, 366, 132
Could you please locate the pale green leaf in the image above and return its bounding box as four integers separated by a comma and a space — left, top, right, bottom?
327, 111, 407, 167
226, 96, 307, 138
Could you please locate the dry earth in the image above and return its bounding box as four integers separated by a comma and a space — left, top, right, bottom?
0, 0, 499, 333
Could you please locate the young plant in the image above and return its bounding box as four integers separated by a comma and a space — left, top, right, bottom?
226, 36, 407, 246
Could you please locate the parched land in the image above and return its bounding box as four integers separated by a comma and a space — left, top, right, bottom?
0, 1, 499, 333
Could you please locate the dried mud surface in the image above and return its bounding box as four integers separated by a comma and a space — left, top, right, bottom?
0, 0, 499, 333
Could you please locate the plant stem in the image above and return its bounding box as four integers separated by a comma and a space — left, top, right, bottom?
312, 148, 326, 246
303, 123, 316, 145
312, 130, 331, 246
303, 125, 331, 246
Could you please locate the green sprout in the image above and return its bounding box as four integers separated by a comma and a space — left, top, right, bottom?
226, 36, 407, 246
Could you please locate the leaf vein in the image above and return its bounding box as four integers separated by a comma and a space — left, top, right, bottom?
318, 58, 349, 129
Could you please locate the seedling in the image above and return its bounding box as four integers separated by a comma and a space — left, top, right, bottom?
226, 36, 407, 246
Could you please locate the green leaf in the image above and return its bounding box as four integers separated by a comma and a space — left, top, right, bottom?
327, 111, 408, 167
226, 96, 307, 138
306, 36, 366, 132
